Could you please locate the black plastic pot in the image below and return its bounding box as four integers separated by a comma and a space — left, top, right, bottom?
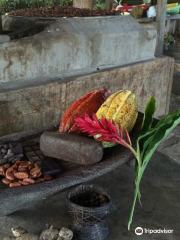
66, 184, 112, 240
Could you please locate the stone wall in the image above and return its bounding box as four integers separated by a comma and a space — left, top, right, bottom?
0, 57, 174, 136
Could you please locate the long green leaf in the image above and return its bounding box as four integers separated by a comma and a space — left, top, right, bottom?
141, 97, 156, 133
143, 110, 180, 165
128, 97, 180, 230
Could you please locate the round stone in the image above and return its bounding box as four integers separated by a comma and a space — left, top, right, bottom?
0, 158, 7, 165
3, 144, 8, 149
1, 149, 7, 154
7, 149, 12, 155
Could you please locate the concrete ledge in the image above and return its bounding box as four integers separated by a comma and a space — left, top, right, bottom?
0, 56, 174, 136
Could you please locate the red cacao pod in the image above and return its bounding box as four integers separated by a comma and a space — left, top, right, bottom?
59, 89, 110, 133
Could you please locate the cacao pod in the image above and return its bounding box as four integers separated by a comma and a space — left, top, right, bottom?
96, 90, 138, 147
59, 89, 110, 133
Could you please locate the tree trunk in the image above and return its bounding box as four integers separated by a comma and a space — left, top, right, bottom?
0, 0, 3, 34
73, 0, 95, 9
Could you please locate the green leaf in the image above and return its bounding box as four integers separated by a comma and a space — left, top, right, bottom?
128, 97, 180, 230
141, 97, 156, 133
143, 110, 180, 166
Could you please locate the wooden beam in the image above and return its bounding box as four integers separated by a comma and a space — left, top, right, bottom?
106, 0, 113, 10
155, 0, 167, 57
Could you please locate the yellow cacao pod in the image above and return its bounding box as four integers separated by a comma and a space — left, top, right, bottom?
96, 90, 138, 147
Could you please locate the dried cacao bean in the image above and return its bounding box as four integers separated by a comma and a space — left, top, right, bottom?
19, 162, 29, 167
18, 181, 30, 186
9, 182, 21, 188
18, 166, 28, 172
6, 167, 14, 173
30, 167, 41, 177
23, 178, 35, 184
12, 163, 18, 170
4, 163, 10, 169
2, 178, 12, 185
0, 166, 5, 176
14, 172, 29, 180
6, 172, 15, 181
14, 160, 21, 165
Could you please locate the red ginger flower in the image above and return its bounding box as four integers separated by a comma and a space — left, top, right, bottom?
75, 114, 137, 157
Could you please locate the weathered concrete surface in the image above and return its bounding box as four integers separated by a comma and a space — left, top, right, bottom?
0, 35, 10, 44
0, 57, 174, 136
0, 151, 179, 240
0, 15, 157, 84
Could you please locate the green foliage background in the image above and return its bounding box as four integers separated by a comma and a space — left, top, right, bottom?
1, 0, 105, 13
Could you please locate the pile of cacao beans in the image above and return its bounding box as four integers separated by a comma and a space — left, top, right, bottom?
9, 6, 120, 18
0, 160, 52, 188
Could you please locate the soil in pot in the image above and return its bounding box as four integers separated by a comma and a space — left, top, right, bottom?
70, 191, 109, 208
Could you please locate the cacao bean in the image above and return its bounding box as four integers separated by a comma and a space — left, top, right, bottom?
14, 172, 29, 180
36, 171, 42, 178
19, 162, 29, 167
6, 172, 15, 181
12, 163, 18, 169
14, 160, 21, 165
6, 167, 14, 173
2, 178, 12, 185
28, 165, 33, 171
18, 181, 30, 186
23, 178, 35, 184
30, 167, 41, 176
0, 166, 5, 176
4, 163, 10, 168
9, 182, 21, 188
19, 161, 30, 164
18, 166, 28, 172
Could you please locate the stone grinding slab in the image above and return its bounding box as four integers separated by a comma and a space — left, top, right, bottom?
0, 113, 144, 216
